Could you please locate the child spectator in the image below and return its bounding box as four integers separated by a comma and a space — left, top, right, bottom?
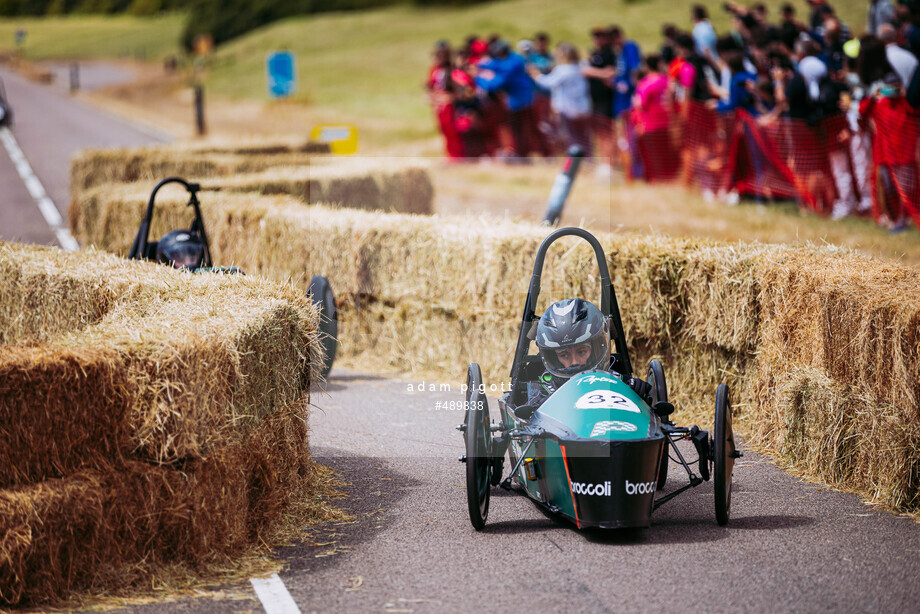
634, 54, 678, 181
426, 41, 465, 159
531, 42, 593, 155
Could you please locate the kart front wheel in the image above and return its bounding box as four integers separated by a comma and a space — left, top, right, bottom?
307, 275, 338, 379
647, 359, 669, 490
464, 363, 492, 530
713, 383, 737, 526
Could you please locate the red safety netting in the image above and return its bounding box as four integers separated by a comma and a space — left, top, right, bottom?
861, 96, 920, 228
680, 102, 734, 195
735, 110, 845, 214
632, 101, 855, 214
627, 98, 920, 229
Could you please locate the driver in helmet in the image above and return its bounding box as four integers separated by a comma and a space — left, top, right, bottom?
156, 230, 204, 270
526, 298, 651, 410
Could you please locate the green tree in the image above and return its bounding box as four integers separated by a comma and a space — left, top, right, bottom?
128, 0, 164, 15
18, 0, 52, 14
0, 0, 20, 16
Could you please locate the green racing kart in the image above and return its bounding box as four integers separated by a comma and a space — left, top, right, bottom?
459, 227, 741, 530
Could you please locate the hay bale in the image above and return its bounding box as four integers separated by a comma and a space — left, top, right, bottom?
0, 245, 115, 345
0, 346, 132, 488
70, 148, 224, 194
750, 367, 920, 512
0, 241, 321, 470
0, 403, 315, 606
201, 160, 435, 215
0, 240, 329, 605
757, 250, 920, 411
70, 145, 337, 195
680, 244, 779, 354
7, 56, 54, 84
69, 164, 434, 249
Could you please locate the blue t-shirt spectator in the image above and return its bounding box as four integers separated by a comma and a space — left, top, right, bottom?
613, 40, 642, 117
717, 70, 758, 115
476, 52, 536, 111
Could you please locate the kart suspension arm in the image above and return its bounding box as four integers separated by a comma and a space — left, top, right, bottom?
667, 431, 701, 482
500, 427, 543, 489
653, 475, 703, 510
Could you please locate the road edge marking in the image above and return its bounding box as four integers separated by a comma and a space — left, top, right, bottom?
0, 126, 79, 251
250, 573, 302, 614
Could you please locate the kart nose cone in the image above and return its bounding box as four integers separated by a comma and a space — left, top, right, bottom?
560, 437, 663, 529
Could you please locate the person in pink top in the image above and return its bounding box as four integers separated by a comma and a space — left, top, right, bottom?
635, 55, 671, 132
633, 54, 679, 181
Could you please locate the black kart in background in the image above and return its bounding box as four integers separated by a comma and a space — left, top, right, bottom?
128, 176, 338, 378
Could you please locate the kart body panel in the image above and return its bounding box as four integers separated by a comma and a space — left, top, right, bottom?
462, 227, 737, 532
499, 370, 665, 529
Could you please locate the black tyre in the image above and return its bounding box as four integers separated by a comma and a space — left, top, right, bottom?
465, 363, 491, 530
0, 102, 11, 127
713, 383, 736, 526
307, 275, 337, 379
647, 359, 669, 490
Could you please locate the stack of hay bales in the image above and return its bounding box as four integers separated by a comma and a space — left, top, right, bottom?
752, 251, 920, 512
70, 145, 434, 215
208, 163, 434, 215
70, 147, 318, 193
70, 186, 920, 517
0, 242, 324, 606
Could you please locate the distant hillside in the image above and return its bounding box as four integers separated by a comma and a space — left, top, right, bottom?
0, 0, 494, 50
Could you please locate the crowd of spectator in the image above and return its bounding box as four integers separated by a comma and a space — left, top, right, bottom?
425, 0, 920, 232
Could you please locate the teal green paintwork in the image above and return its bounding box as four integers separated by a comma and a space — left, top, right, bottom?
537, 371, 654, 441
542, 439, 575, 518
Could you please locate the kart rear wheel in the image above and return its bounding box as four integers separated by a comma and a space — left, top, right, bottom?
647, 359, 669, 490
307, 275, 338, 379
713, 383, 736, 526
465, 363, 492, 530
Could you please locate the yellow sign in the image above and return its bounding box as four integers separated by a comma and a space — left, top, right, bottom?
310, 124, 358, 155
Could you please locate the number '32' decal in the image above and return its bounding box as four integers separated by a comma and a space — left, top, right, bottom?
574, 391, 641, 412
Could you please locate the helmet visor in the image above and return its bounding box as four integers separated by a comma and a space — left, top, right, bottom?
157, 232, 204, 270
538, 331, 609, 378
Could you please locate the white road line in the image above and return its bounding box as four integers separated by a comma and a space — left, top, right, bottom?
250, 573, 302, 614
0, 126, 79, 251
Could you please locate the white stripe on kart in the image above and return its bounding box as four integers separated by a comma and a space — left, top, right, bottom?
250, 573, 302, 614
0, 126, 79, 251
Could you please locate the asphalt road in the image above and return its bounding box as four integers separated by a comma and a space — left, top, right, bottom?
0, 63, 167, 246
105, 372, 920, 614
3, 63, 920, 614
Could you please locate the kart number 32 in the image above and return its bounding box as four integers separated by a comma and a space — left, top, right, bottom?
574, 391, 641, 413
